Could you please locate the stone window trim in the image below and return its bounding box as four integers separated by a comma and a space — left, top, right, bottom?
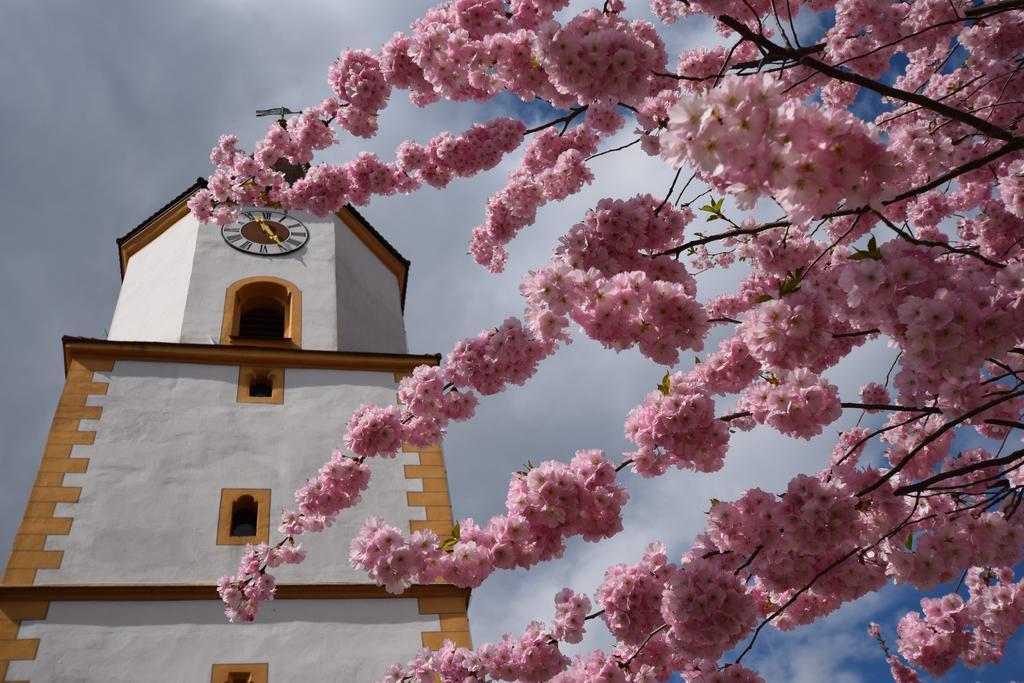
216, 489, 271, 546
220, 277, 302, 349
236, 367, 284, 405
211, 663, 268, 683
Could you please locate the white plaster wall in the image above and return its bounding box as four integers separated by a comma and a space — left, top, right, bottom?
108, 215, 199, 343
335, 224, 408, 354
38, 361, 427, 584
179, 211, 341, 350
9, 598, 432, 682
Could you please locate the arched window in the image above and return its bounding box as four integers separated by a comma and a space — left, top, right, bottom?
211, 664, 267, 683
236, 367, 284, 405
217, 489, 270, 545
230, 495, 258, 537
220, 277, 302, 348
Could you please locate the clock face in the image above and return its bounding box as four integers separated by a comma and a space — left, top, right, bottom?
221, 209, 309, 256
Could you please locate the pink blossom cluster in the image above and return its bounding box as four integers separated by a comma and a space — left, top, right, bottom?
521, 195, 707, 365
596, 542, 674, 644
738, 288, 869, 373
470, 126, 600, 271
445, 316, 557, 396
689, 665, 766, 683
661, 556, 758, 661
350, 517, 444, 594
351, 450, 628, 590
624, 373, 730, 475
344, 405, 404, 458
328, 50, 390, 134
662, 74, 895, 221
286, 449, 373, 532
190, 116, 526, 224
737, 369, 842, 439
886, 512, 1024, 591
381, 621, 570, 682
859, 382, 892, 409
534, 9, 669, 105
217, 542, 306, 622
835, 239, 1024, 412
550, 588, 591, 644
896, 568, 1024, 677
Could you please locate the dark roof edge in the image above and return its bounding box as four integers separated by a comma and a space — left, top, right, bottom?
344, 203, 410, 268
116, 177, 207, 246
344, 203, 411, 312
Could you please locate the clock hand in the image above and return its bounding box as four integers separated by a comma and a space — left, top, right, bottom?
253, 216, 284, 245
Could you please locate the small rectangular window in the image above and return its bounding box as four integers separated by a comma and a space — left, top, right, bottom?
236, 367, 284, 404
211, 663, 268, 683
217, 489, 271, 545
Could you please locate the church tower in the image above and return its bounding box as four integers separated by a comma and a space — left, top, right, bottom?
0, 181, 471, 682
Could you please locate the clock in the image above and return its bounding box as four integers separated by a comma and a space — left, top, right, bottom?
221, 209, 309, 256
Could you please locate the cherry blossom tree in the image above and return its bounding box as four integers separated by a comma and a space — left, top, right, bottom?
195, 0, 1024, 680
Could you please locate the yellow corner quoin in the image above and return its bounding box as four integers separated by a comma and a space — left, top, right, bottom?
0, 357, 108, 679
394, 372, 473, 651
2, 357, 110, 588
0, 600, 47, 681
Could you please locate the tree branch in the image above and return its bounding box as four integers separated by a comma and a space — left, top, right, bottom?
857, 390, 1024, 496
964, 0, 1024, 19
525, 106, 587, 135
894, 448, 1024, 495
841, 402, 942, 414
717, 14, 1017, 141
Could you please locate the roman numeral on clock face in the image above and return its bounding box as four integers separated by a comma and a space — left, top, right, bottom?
223, 211, 309, 255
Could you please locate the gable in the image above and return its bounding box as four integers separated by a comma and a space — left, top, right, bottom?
115, 180, 410, 308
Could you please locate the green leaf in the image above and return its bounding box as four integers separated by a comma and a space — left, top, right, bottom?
778, 276, 802, 297
754, 294, 774, 303
657, 371, 671, 396
440, 522, 462, 552
904, 533, 914, 551
698, 197, 726, 222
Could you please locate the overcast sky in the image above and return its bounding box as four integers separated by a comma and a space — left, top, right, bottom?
0, 2, 1020, 681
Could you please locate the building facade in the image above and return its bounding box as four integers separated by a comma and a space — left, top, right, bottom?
0, 182, 470, 682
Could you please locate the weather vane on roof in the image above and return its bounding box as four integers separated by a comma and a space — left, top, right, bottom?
255, 107, 299, 121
